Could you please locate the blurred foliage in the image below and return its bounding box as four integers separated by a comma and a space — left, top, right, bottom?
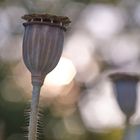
74, 0, 119, 4
0, 62, 25, 139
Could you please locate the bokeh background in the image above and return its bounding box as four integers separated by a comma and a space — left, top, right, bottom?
0, 0, 140, 139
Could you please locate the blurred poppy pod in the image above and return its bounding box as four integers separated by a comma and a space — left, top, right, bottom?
22, 14, 71, 86
109, 73, 139, 122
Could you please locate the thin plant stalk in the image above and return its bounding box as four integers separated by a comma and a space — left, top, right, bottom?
123, 119, 130, 140
122, 118, 136, 140
28, 85, 41, 140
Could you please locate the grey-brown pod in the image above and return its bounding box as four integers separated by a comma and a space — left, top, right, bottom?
22, 14, 71, 86
109, 73, 139, 122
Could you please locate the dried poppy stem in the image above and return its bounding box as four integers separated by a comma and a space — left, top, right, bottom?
28, 85, 41, 140
22, 14, 70, 140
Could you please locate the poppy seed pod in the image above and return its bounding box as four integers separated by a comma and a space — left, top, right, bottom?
109, 73, 139, 123
22, 14, 70, 140
22, 14, 71, 86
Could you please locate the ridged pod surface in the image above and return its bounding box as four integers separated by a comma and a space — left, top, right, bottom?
22, 14, 70, 86
23, 23, 64, 86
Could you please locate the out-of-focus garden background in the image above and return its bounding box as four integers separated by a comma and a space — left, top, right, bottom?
1, 0, 140, 139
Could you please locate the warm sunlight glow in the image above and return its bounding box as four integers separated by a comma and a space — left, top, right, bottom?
44, 57, 76, 86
